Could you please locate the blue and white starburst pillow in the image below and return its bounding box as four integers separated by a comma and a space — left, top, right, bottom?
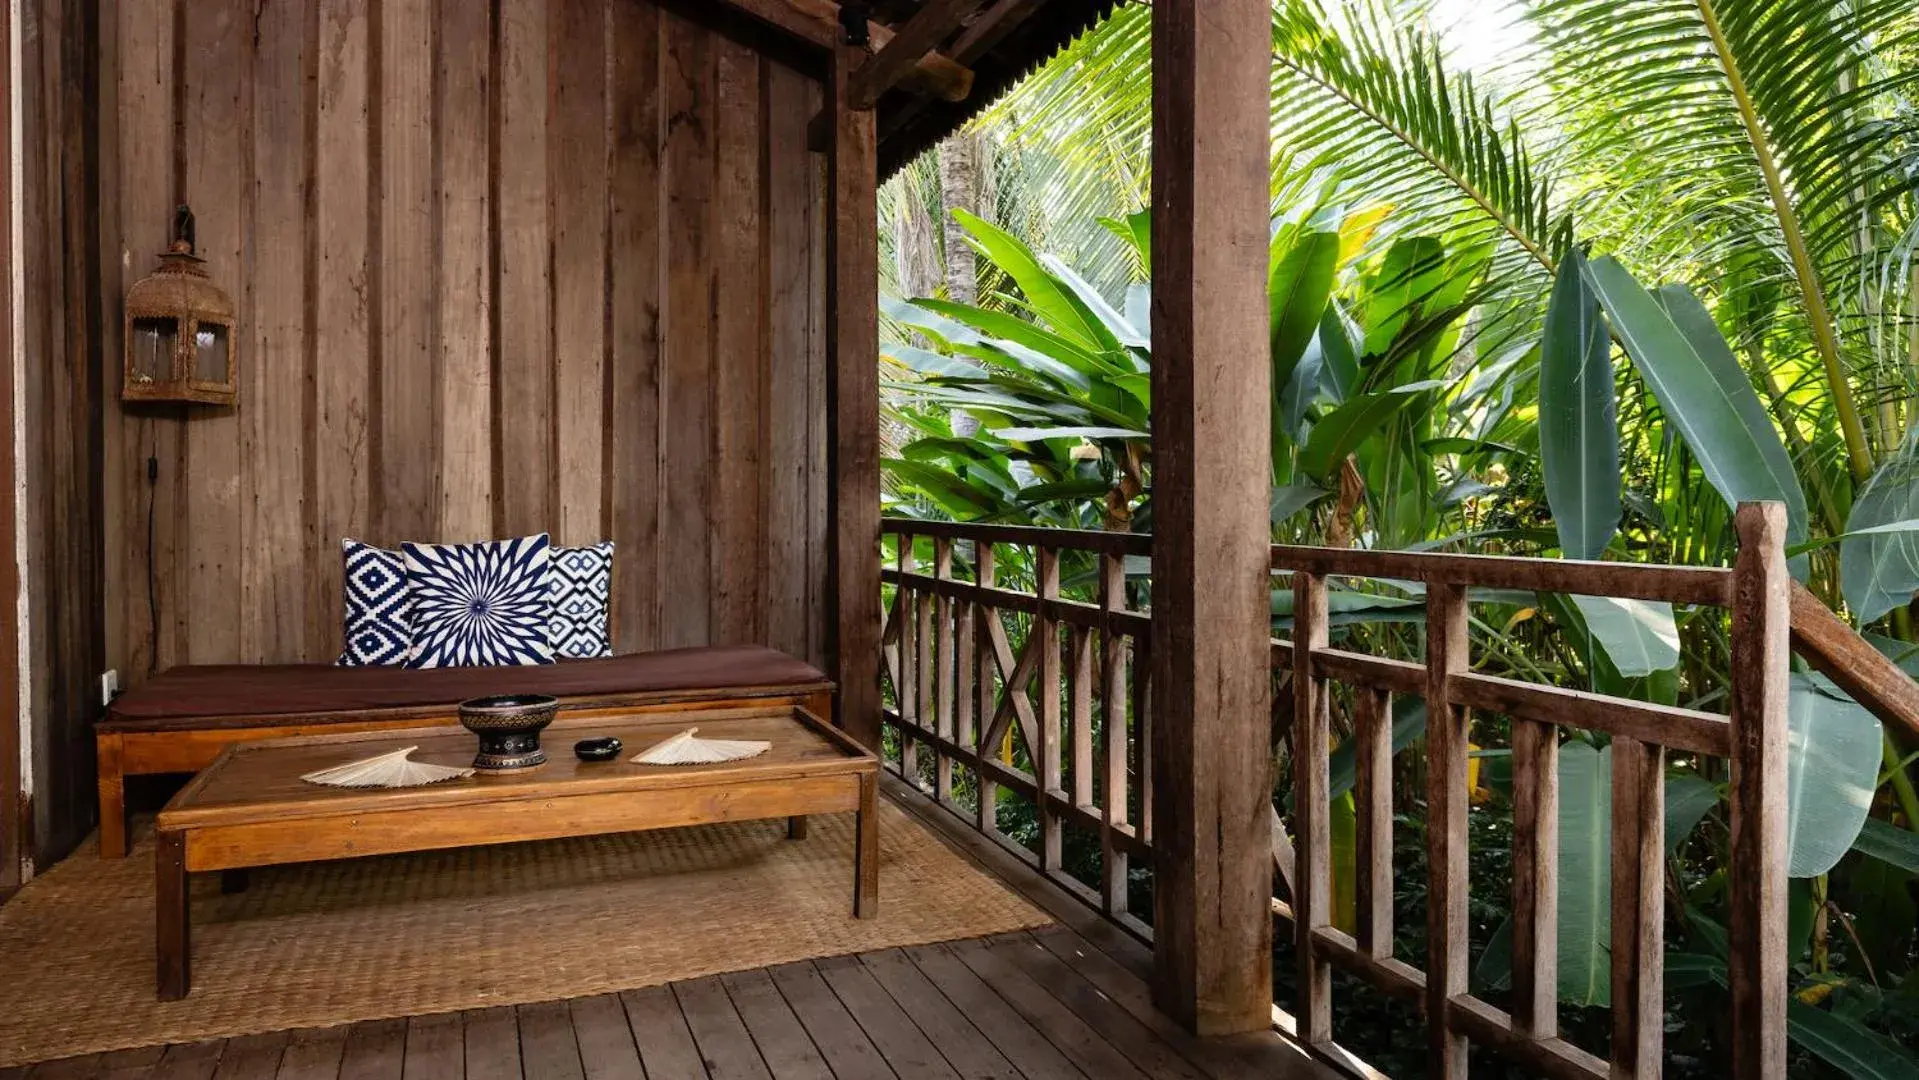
403, 534, 556, 668
551, 542, 614, 659
338, 539, 412, 666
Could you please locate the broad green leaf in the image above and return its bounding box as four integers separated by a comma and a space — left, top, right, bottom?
1271, 483, 1330, 524
1289, 697, 1425, 813
1362, 236, 1447, 359
884, 343, 984, 379
1581, 259, 1808, 555
1271, 229, 1341, 391
1560, 741, 1612, 1007
880, 459, 1006, 519
1330, 790, 1357, 933
1270, 589, 1426, 628
1043, 254, 1147, 348
992, 426, 1149, 443
1786, 1001, 1919, 1080
884, 296, 981, 346
1110, 373, 1150, 410
1853, 817, 1919, 874
1538, 250, 1621, 561
1569, 595, 1680, 677
1786, 675, 1883, 878
1318, 303, 1361, 403
954, 209, 1117, 352
1843, 444, 1919, 624
1124, 285, 1151, 341
1096, 209, 1150, 267
1297, 381, 1443, 479
1665, 773, 1720, 851
909, 298, 1110, 376
1796, 518, 1919, 556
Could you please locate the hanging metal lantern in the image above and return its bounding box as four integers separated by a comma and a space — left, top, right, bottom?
123, 204, 236, 407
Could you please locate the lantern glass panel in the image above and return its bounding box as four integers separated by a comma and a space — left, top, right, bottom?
193, 323, 230, 384
130, 317, 178, 386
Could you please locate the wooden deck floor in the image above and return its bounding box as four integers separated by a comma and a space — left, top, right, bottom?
0, 781, 1335, 1080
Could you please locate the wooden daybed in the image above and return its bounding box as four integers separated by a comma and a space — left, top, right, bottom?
94, 645, 836, 858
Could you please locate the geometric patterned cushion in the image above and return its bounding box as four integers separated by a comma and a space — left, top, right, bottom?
337, 539, 412, 667
402, 534, 556, 669
550, 542, 614, 659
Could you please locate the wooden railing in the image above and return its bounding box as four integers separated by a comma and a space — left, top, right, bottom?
879, 519, 1153, 934
879, 506, 1821, 1078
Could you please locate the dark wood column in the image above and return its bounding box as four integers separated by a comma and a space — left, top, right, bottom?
826, 39, 883, 751
1147, 0, 1275, 1037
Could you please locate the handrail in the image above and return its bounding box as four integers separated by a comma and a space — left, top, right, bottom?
1789, 580, 1919, 744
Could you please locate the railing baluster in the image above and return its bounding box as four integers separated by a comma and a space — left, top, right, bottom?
1134, 638, 1152, 847
1069, 625, 1094, 809
1511, 718, 1558, 1038
898, 535, 918, 780
916, 542, 936, 790
1036, 545, 1063, 871
1353, 686, 1394, 961
934, 537, 956, 804
976, 542, 999, 835
954, 541, 977, 811
1425, 582, 1471, 1080
1099, 552, 1130, 918
1292, 571, 1333, 1046
1610, 736, 1664, 1078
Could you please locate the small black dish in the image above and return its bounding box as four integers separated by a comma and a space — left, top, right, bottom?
574, 736, 623, 762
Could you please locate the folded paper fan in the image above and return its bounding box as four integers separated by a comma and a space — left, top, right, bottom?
301, 746, 475, 789
633, 727, 771, 766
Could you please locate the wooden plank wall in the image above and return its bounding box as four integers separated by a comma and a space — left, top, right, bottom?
18, 0, 105, 867
96, 0, 832, 690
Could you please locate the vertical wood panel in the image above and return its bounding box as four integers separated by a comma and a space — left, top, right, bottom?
763, 61, 812, 661
435, 0, 492, 543
375, 0, 437, 544
310, 0, 372, 656
493, 0, 553, 539
241, 0, 311, 662
712, 38, 764, 644
550, 0, 609, 548
180, 0, 247, 664
660, 13, 714, 648
605, 0, 663, 652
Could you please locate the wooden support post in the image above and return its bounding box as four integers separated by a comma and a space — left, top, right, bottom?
1511, 718, 1558, 1038
1729, 501, 1790, 1080
826, 38, 882, 753
975, 542, 998, 834
1147, 0, 1274, 1037
1292, 572, 1332, 1046
1098, 552, 1131, 918
1610, 736, 1664, 1077
1425, 582, 1471, 1078
1353, 687, 1394, 961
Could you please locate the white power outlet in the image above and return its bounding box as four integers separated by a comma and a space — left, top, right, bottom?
100, 669, 120, 708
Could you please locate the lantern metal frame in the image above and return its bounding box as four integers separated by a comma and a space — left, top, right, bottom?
122, 205, 237, 407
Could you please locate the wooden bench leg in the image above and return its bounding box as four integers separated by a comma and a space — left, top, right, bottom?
854, 772, 878, 918
157, 832, 190, 1000
98, 734, 129, 859
787, 816, 808, 840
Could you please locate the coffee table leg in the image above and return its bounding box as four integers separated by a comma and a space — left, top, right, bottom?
787, 816, 808, 840
157, 832, 190, 1000
854, 772, 878, 918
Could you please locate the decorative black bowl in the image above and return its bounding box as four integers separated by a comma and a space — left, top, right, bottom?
574, 736, 623, 762
458, 694, 558, 770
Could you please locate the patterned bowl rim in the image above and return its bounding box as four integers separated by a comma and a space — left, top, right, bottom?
458, 693, 560, 714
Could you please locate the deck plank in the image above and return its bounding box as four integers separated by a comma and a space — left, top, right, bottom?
901, 943, 1087, 1080
460, 1009, 520, 1080
717, 970, 832, 1080
947, 938, 1152, 1080
400, 1014, 463, 1080
567, 995, 643, 1080
334, 1020, 404, 1080
274, 1028, 347, 1080
764, 963, 895, 1080
857, 949, 1025, 1080
26, 1055, 100, 1080
674, 978, 771, 1080
618, 985, 706, 1080
988, 935, 1208, 1080
151, 1041, 226, 1080
516, 1002, 584, 1080
97, 1045, 166, 1080
210, 1032, 290, 1080
813, 954, 958, 1079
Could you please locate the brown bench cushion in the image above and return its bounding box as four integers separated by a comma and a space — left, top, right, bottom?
101, 645, 831, 733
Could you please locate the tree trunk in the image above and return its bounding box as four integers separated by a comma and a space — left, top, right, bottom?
938, 130, 987, 438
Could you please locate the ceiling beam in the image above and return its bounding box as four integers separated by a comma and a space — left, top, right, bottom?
848, 0, 988, 110
948, 0, 1047, 62
716, 0, 974, 102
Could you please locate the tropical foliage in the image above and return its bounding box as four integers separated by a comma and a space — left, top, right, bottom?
878, 0, 1919, 1074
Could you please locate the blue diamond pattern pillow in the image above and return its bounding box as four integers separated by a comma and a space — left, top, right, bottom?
338, 539, 411, 666
404, 534, 556, 668
551, 542, 614, 659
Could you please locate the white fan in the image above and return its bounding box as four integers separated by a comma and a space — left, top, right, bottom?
301, 746, 476, 789
633, 727, 771, 766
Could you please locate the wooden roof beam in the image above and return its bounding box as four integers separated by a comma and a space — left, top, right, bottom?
848, 0, 988, 110
717, 0, 974, 102
948, 0, 1049, 62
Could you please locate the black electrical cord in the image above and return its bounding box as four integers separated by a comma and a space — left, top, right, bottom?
146, 452, 159, 676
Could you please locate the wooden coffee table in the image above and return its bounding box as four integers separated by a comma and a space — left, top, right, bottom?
153, 704, 879, 1000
